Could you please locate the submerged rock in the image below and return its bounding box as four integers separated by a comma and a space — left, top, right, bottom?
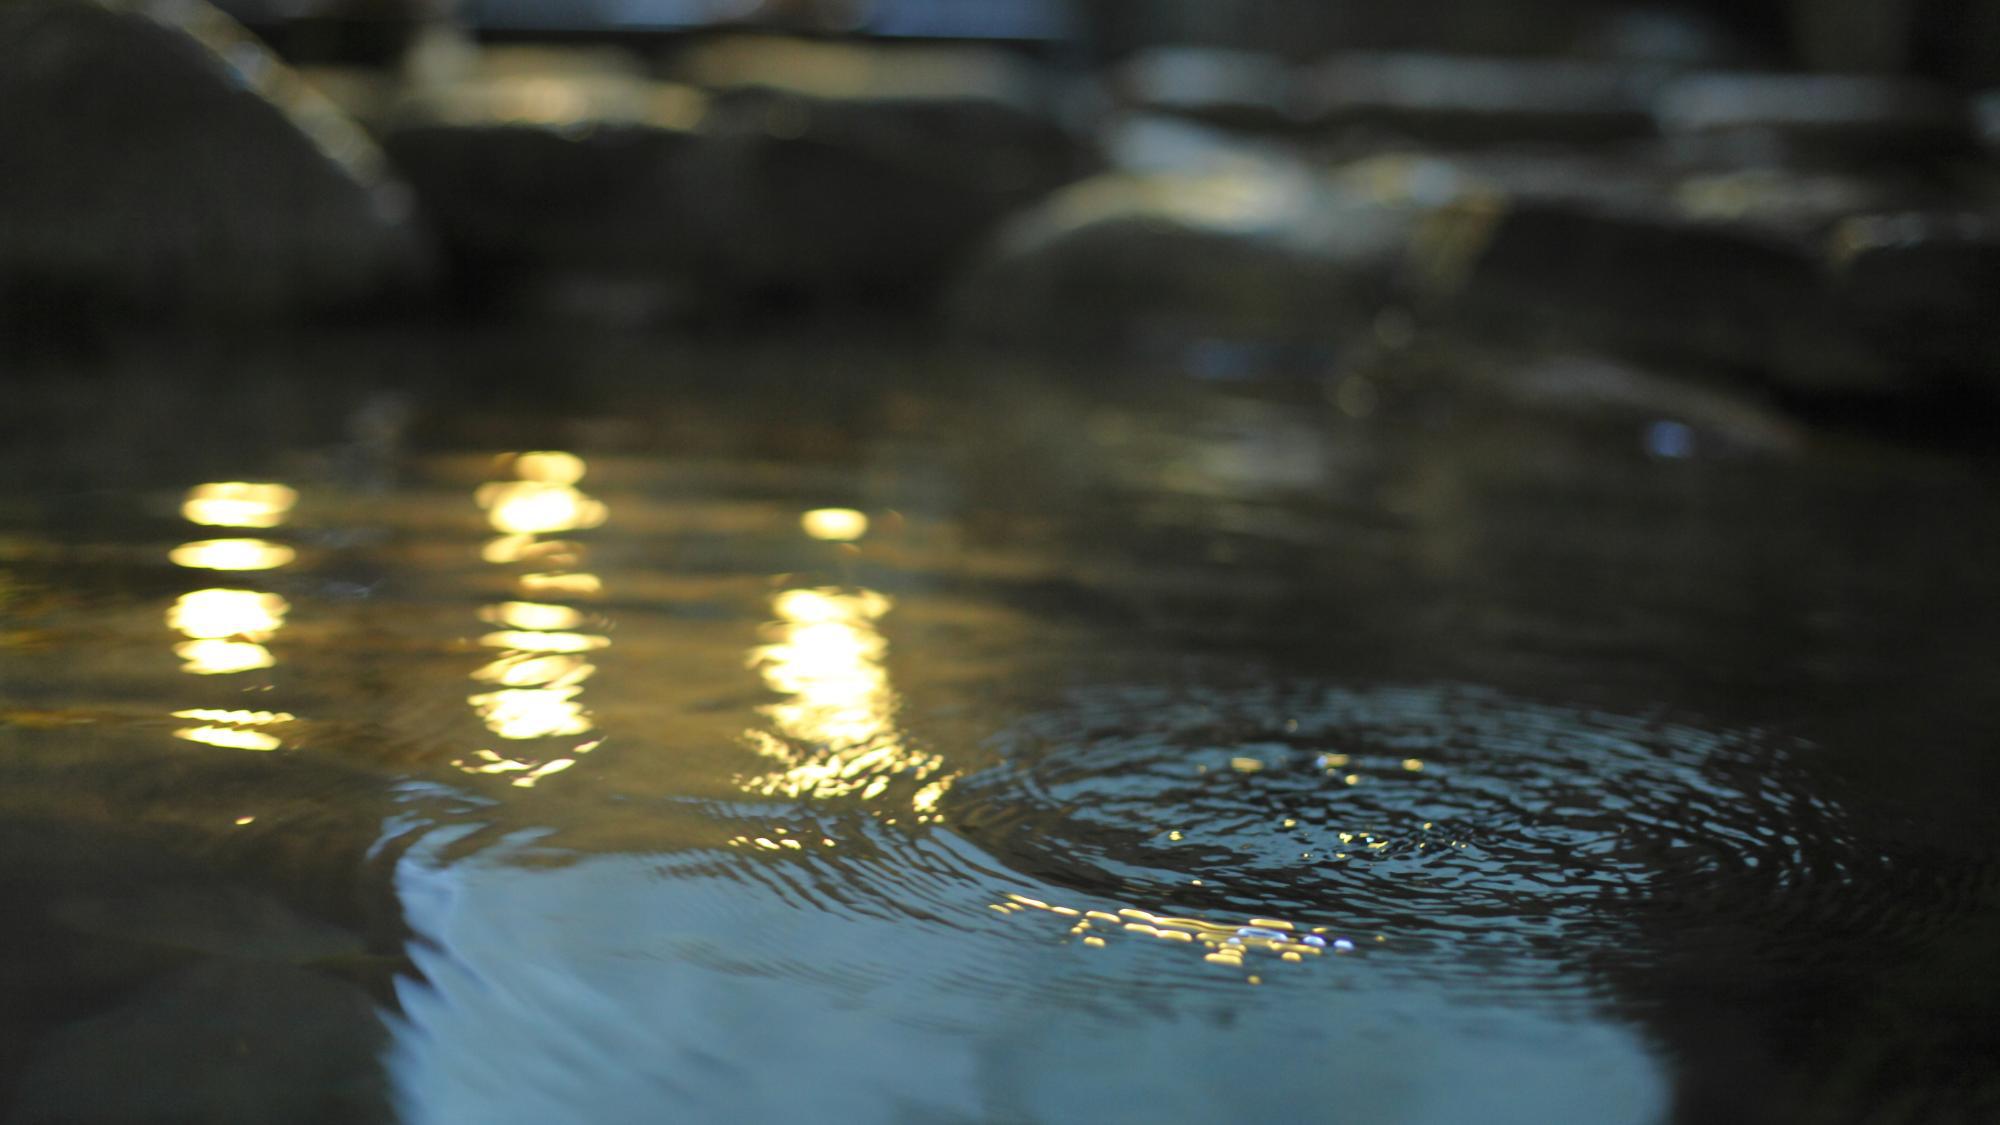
0, 0, 430, 324
1302, 52, 1661, 148
52, 883, 364, 964
9, 961, 387, 1125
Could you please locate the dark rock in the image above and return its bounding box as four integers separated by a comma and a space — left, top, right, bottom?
1653, 71, 1974, 169
1303, 52, 1662, 148
954, 144, 1420, 349
1077, 0, 1601, 62
671, 37, 1093, 302
0, 0, 430, 325
1566, 6, 1762, 69
379, 63, 710, 305
1977, 89, 2000, 155
1826, 212, 2000, 384
1113, 47, 1301, 133
1435, 159, 1951, 396
9, 961, 388, 1125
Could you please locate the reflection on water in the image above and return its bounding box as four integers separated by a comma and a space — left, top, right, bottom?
736, 512, 955, 823
180, 482, 298, 529
168, 482, 298, 740
8, 344, 2000, 1124
456, 453, 608, 788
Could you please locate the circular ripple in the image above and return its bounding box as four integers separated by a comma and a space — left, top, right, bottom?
944, 681, 1878, 992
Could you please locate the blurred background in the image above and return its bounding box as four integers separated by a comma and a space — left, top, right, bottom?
3, 0, 1995, 425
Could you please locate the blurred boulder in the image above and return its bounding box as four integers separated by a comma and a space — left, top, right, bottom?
0, 0, 431, 327
1077, 0, 1601, 62
379, 52, 709, 312
1826, 212, 2000, 384
670, 36, 1094, 302
1435, 160, 1963, 396
955, 132, 1424, 349
1654, 71, 1974, 169
1566, 6, 1761, 69
1112, 47, 1301, 133
1977, 89, 2000, 155
1302, 53, 1662, 148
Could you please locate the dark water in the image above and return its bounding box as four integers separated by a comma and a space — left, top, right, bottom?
2, 332, 1997, 1124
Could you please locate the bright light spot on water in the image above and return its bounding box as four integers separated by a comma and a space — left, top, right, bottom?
1230, 756, 1264, 772
169, 538, 296, 571
171, 708, 293, 724
519, 572, 602, 596
469, 687, 592, 740
512, 451, 587, 485
479, 630, 609, 654
168, 588, 287, 640
181, 482, 297, 528
173, 639, 274, 675
479, 482, 608, 535
174, 725, 281, 751
801, 508, 869, 541
472, 653, 595, 688
1402, 758, 1425, 771
740, 585, 953, 811
480, 601, 586, 631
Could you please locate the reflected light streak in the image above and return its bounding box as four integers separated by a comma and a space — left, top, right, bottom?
181, 482, 298, 528
801, 508, 869, 541
471, 653, 595, 689
991, 895, 1344, 977
477, 482, 607, 535
174, 726, 282, 751
740, 587, 953, 818
169, 539, 296, 571
479, 630, 609, 654
174, 639, 274, 675
168, 588, 287, 640
479, 601, 586, 631
459, 451, 605, 786
512, 451, 586, 485
469, 686, 592, 740
171, 708, 294, 725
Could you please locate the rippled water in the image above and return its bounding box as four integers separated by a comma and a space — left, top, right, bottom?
2, 333, 1998, 1124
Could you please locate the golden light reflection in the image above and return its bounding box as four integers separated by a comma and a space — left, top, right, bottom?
513, 451, 586, 484
801, 508, 869, 542
739, 586, 954, 820
479, 601, 586, 631
173, 639, 274, 675
174, 726, 282, 751
168, 588, 288, 640
168, 482, 299, 746
456, 452, 607, 784
992, 894, 1360, 978
478, 630, 609, 654
471, 653, 595, 688
169, 539, 296, 571
181, 482, 298, 528
468, 687, 592, 740
477, 482, 607, 535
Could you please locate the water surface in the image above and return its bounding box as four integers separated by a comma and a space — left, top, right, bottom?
3, 333, 1997, 1123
